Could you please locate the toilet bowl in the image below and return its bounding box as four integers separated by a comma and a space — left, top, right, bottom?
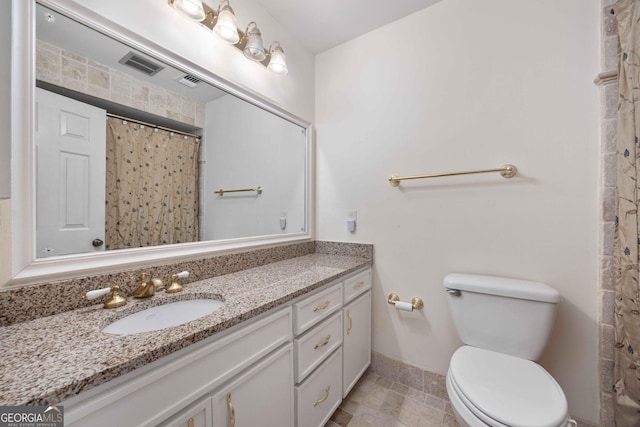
445, 346, 574, 427
443, 274, 576, 427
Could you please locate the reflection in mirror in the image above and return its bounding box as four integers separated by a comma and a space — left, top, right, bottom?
34, 3, 307, 260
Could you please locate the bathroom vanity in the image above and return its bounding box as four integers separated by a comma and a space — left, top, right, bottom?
0, 255, 372, 427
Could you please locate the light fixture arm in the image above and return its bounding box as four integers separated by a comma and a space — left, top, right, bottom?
245, 21, 259, 35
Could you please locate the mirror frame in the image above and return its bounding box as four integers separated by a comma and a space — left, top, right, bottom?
8, 0, 313, 286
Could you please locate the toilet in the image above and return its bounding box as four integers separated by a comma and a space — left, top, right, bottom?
444, 273, 577, 427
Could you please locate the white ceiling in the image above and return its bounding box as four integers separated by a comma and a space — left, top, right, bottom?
253, 0, 443, 53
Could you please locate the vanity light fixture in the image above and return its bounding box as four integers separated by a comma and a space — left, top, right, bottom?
243, 22, 266, 61
168, 0, 288, 75
267, 42, 288, 75
172, 0, 206, 22
213, 0, 240, 44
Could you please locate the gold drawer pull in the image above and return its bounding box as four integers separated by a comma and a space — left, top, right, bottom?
227, 393, 236, 427
347, 310, 353, 335
187, 418, 194, 427
313, 386, 331, 407
353, 281, 364, 290
313, 300, 330, 312
314, 334, 331, 350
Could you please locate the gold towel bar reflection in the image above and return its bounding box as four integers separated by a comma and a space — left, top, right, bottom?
214, 186, 263, 196
388, 164, 517, 187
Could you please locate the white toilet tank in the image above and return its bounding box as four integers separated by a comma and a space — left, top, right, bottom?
444, 273, 561, 361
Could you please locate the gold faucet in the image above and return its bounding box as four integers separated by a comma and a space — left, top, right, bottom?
133, 272, 156, 298
85, 285, 127, 309
166, 271, 190, 293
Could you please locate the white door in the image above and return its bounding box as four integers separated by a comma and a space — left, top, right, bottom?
35, 87, 106, 258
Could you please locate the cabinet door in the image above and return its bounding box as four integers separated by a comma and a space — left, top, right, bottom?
212, 344, 294, 427
159, 396, 212, 427
343, 291, 372, 397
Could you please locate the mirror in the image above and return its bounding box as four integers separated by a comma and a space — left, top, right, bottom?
8, 0, 312, 286
33, 2, 309, 260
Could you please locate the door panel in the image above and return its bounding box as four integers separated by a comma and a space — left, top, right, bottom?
343, 291, 372, 397
36, 87, 106, 257
212, 344, 293, 427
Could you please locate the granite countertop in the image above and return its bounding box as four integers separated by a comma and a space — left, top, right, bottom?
0, 253, 371, 406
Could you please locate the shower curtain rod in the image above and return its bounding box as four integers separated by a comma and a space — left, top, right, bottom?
106, 112, 200, 139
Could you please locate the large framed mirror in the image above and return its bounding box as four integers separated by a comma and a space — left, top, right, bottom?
8, 0, 312, 286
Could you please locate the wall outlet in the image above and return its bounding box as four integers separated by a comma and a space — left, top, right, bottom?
347, 210, 357, 232
280, 211, 287, 230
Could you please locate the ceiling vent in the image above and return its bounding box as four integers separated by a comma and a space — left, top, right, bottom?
178, 74, 201, 88
118, 52, 164, 76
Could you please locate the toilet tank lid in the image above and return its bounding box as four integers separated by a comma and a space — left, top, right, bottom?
444, 273, 561, 303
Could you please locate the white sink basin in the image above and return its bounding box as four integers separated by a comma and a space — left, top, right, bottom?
102, 299, 224, 335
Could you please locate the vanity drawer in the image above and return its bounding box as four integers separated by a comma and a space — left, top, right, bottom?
294, 311, 343, 383
295, 347, 343, 427
343, 269, 371, 304
293, 283, 342, 335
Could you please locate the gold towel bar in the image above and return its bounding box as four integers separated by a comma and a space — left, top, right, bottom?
388, 164, 517, 187
214, 186, 263, 196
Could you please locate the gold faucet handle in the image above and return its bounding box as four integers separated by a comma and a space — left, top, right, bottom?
85, 286, 127, 309
85, 287, 112, 301
165, 271, 189, 293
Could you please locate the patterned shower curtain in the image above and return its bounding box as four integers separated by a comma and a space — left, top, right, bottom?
614, 0, 640, 424
105, 117, 200, 250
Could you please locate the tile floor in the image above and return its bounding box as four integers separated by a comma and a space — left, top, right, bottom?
325, 371, 460, 427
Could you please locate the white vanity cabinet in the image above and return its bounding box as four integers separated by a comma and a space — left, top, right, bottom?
342, 269, 372, 396
293, 267, 372, 427
211, 344, 293, 427
343, 291, 372, 396
61, 267, 372, 427
295, 347, 343, 427
293, 283, 344, 427
63, 307, 293, 427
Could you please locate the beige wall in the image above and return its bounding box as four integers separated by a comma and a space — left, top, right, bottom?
316, 0, 600, 423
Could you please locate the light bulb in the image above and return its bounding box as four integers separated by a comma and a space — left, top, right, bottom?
267, 43, 288, 75
214, 1, 239, 44
173, 0, 205, 22
243, 22, 266, 61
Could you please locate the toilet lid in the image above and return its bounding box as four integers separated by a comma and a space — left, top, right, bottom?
449, 346, 568, 427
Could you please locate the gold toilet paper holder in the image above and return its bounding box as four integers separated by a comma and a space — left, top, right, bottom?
387, 293, 424, 310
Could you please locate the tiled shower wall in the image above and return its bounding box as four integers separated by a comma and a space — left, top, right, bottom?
35, 39, 206, 128
598, 1, 618, 426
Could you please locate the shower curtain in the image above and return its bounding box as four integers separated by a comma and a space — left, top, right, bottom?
105, 117, 200, 250
613, 0, 640, 424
